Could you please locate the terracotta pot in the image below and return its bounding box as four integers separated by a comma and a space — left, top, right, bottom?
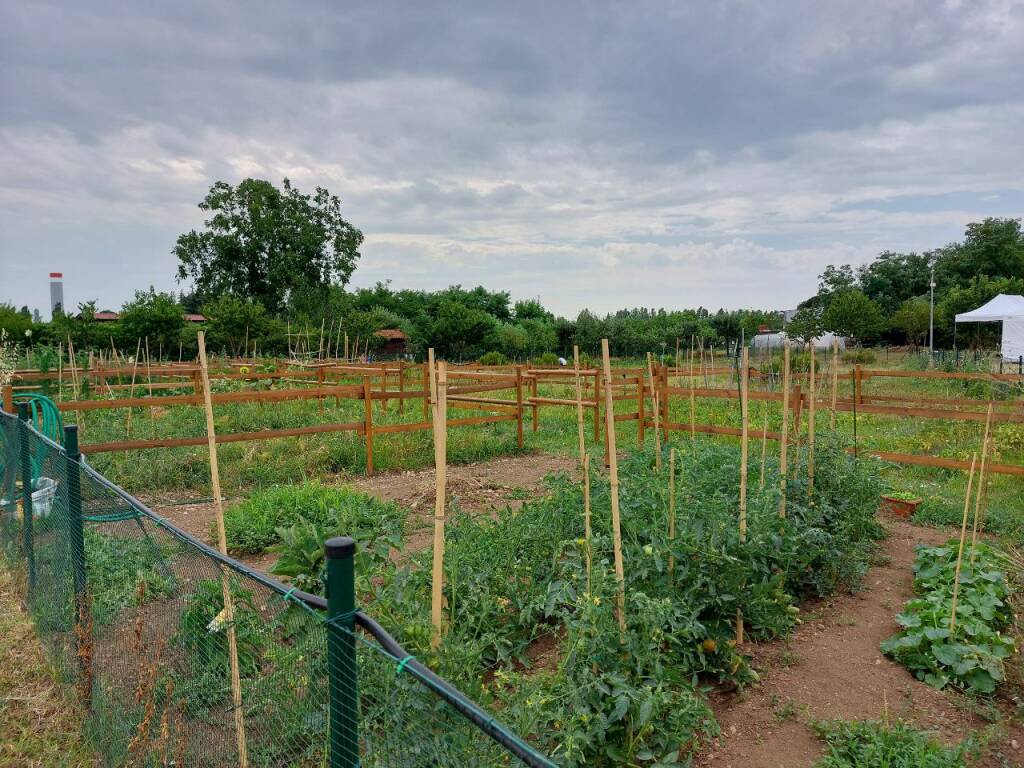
879, 495, 922, 518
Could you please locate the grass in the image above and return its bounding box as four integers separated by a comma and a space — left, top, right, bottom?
813, 719, 971, 767
0, 565, 96, 767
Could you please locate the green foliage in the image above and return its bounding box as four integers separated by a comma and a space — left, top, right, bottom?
0, 303, 34, 345
841, 348, 877, 364
822, 290, 887, 346
223, 480, 404, 555
813, 719, 970, 768
785, 307, 823, 344
202, 295, 270, 356
892, 297, 930, 346
532, 352, 560, 366
116, 288, 186, 352
84, 528, 176, 626
477, 350, 509, 366
357, 437, 882, 766
880, 541, 1015, 694
175, 178, 363, 314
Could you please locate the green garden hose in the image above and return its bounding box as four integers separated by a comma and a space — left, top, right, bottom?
12, 393, 64, 445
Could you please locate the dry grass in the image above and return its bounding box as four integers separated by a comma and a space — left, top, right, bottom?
0, 565, 96, 767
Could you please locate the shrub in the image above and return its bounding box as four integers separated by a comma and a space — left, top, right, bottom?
842, 348, 877, 364
532, 351, 560, 367
477, 350, 509, 366
222, 481, 404, 554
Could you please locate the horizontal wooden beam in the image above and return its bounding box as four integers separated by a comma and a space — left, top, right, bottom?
80, 421, 365, 454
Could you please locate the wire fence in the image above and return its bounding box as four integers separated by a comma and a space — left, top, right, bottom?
0, 404, 556, 768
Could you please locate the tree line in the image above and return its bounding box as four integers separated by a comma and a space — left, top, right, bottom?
3, 177, 1021, 362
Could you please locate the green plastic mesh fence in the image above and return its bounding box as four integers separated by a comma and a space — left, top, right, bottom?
0, 409, 556, 768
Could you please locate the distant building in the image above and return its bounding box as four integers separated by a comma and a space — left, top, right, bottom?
49, 272, 64, 318
752, 331, 845, 351
374, 328, 408, 356
77, 311, 207, 323
184, 313, 207, 323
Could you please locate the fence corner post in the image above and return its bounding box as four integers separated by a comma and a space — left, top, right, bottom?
325, 536, 359, 768
17, 402, 35, 589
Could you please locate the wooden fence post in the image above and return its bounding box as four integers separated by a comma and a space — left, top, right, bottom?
593, 369, 601, 444
398, 361, 405, 415
637, 371, 646, 446
363, 377, 374, 475
421, 361, 430, 422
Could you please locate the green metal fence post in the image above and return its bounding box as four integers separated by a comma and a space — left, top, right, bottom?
325, 536, 359, 768
64, 426, 87, 618
17, 402, 35, 589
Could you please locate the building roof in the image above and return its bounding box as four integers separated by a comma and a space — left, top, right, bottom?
374, 328, 407, 340
184, 313, 207, 322
93, 311, 119, 321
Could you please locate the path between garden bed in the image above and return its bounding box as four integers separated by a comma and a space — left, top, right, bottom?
143, 451, 578, 570
696, 519, 1023, 768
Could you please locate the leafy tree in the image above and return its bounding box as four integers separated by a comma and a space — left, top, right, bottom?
495, 323, 530, 360
936, 217, 1024, 285
118, 289, 186, 353
821, 290, 886, 346
0, 303, 33, 344
431, 300, 496, 361
513, 299, 552, 321
174, 178, 363, 313
784, 307, 823, 345
203, 295, 270, 356
891, 298, 930, 346
856, 251, 932, 315
818, 264, 857, 295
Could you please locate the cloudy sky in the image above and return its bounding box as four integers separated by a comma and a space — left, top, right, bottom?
2, 1, 1023, 318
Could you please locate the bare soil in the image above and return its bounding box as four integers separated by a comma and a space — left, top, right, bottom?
696, 518, 1024, 767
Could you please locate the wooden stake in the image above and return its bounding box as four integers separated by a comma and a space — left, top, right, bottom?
668, 447, 677, 579
573, 346, 592, 594
344, 332, 349, 362
950, 453, 977, 632
429, 359, 448, 650
829, 338, 839, 429
647, 352, 661, 472
739, 347, 749, 544
969, 404, 994, 563
779, 343, 791, 518
196, 331, 248, 768
601, 339, 627, 638
808, 343, 816, 502
689, 337, 696, 441
759, 407, 769, 490
125, 339, 142, 438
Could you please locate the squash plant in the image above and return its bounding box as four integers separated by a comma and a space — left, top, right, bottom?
880, 541, 1016, 694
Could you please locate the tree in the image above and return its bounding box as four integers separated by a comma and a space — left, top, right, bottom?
203, 295, 270, 356
891, 298, 930, 346
118, 289, 186, 353
936, 218, 1024, 285
174, 178, 363, 313
856, 251, 931, 315
821, 290, 886, 346
784, 307, 823, 345
431, 301, 496, 361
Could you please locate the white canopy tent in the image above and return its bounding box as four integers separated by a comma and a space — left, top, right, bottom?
954, 293, 1024, 362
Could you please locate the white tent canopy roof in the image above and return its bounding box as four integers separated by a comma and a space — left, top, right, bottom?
954, 294, 1024, 323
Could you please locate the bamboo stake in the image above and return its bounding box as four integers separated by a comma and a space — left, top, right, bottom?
668, 447, 677, 579
689, 337, 696, 441
196, 331, 248, 768
759, 408, 769, 489
969, 404, 994, 563
601, 339, 627, 638
573, 346, 592, 594
674, 337, 680, 384
808, 343, 816, 502
124, 339, 142, 438
647, 352, 661, 472
779, 343, 791, 518
429, 357, 448, 649
829, 338, 839, 429
949, 453, 977, 632
739, 347, 749, 544
57, 342, 63, 403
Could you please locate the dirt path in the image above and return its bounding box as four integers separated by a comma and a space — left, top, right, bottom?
697, 519, 1023, 767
